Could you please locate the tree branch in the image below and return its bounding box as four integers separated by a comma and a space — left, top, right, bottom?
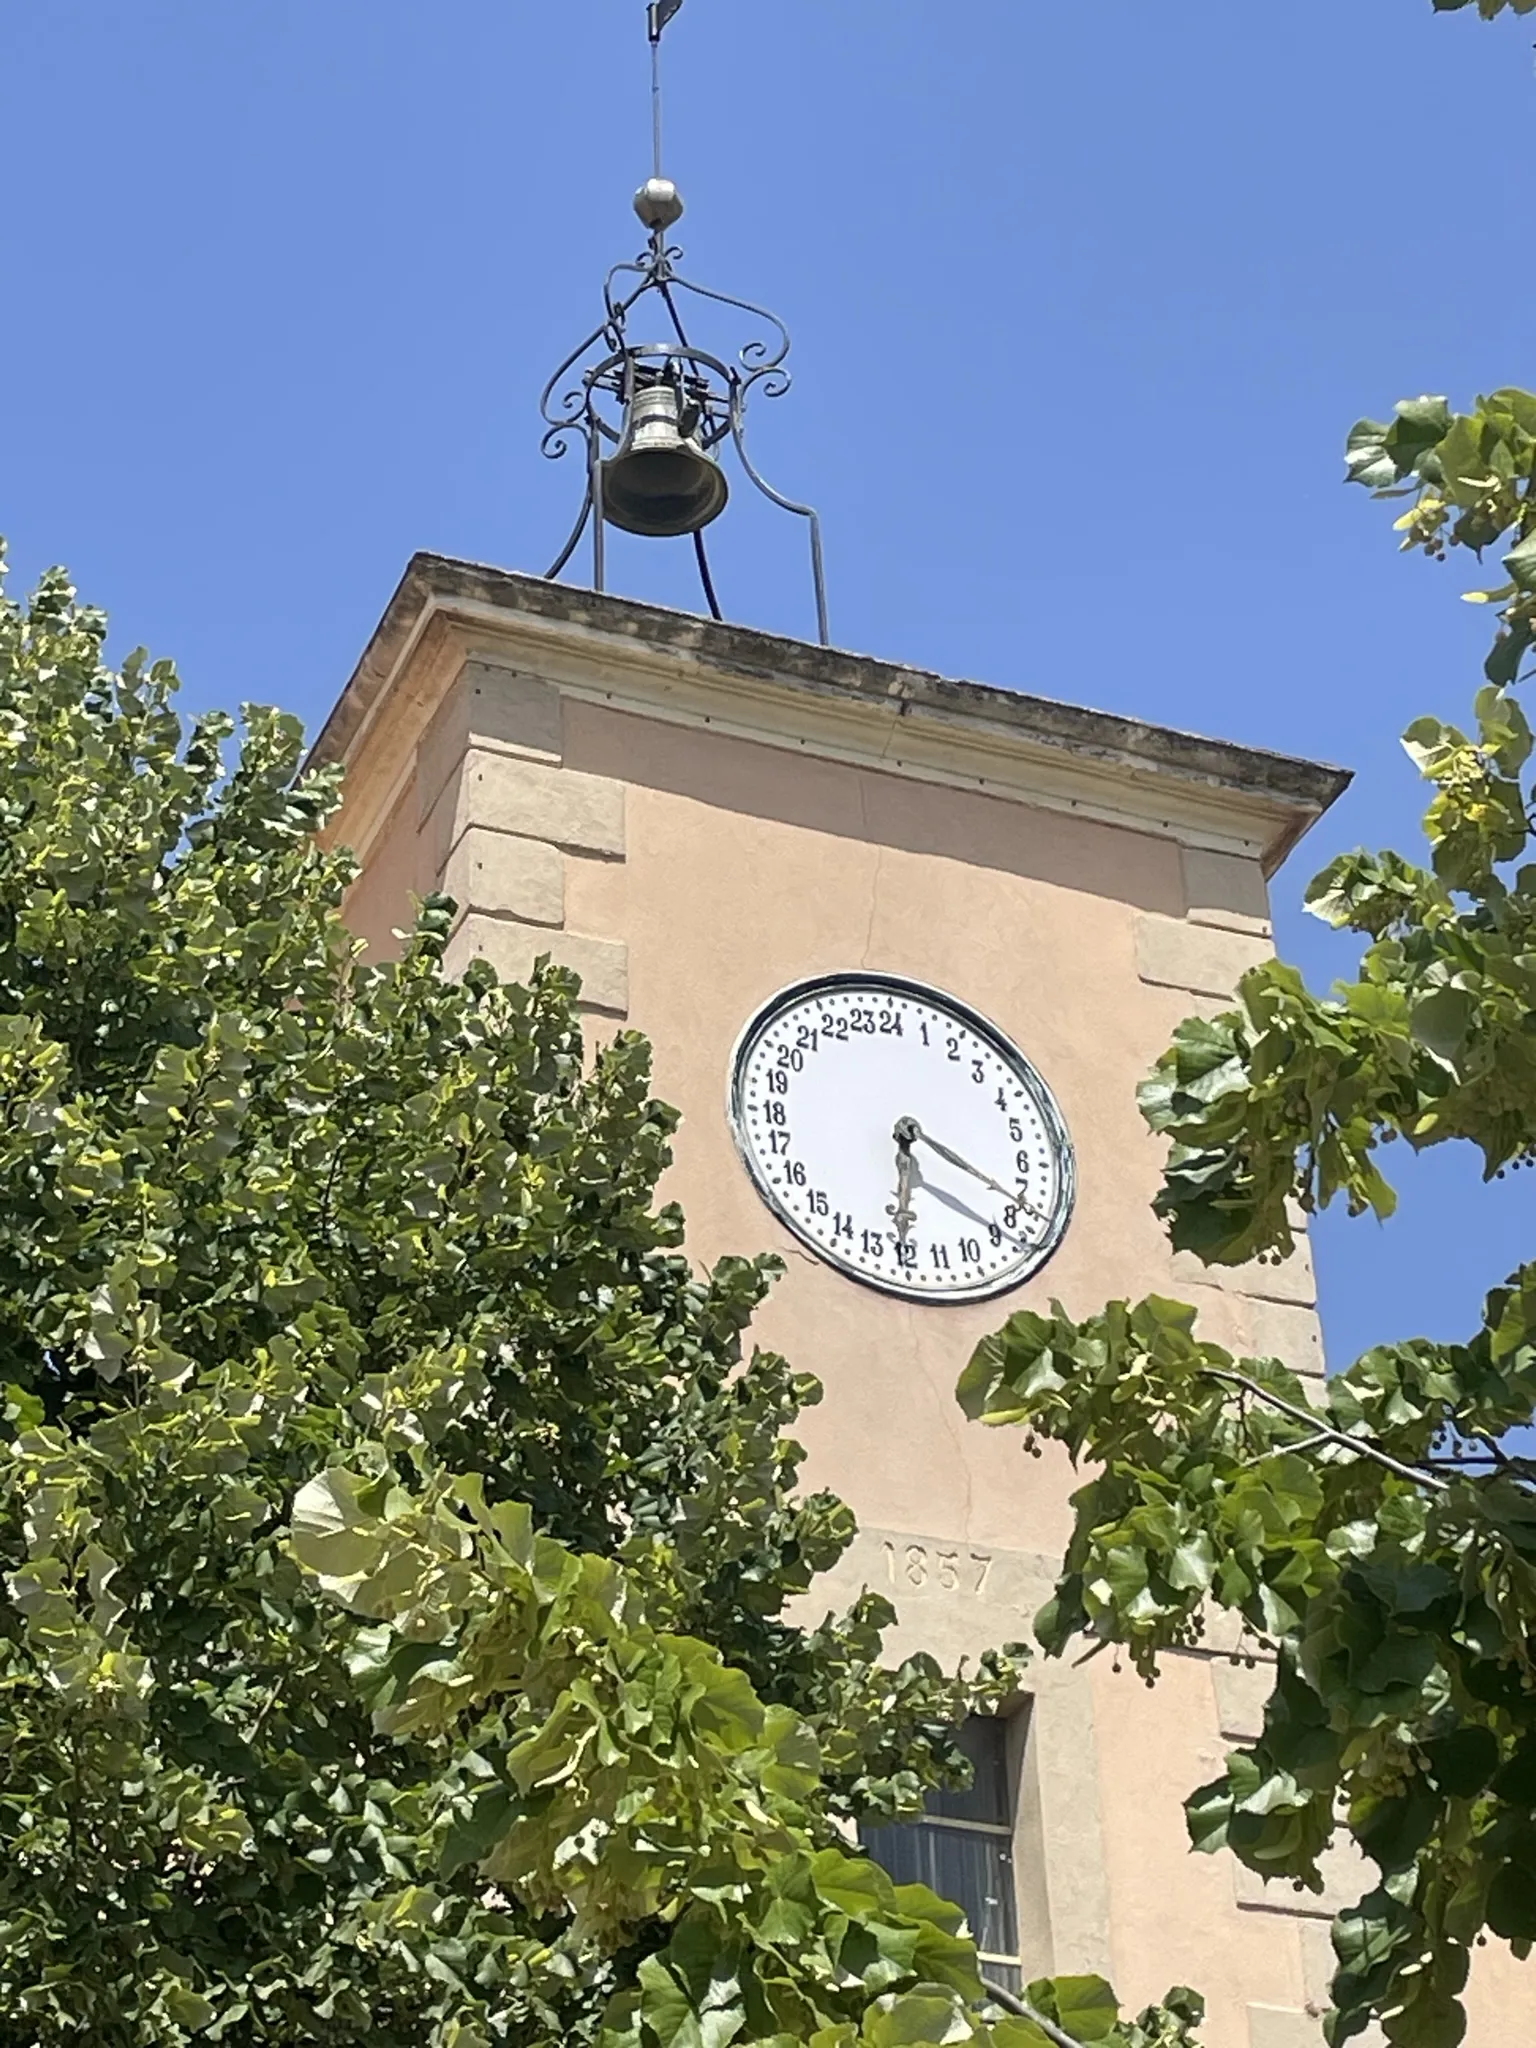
981, 1978, 1083, 2048
1196, 1369, 1448, 1491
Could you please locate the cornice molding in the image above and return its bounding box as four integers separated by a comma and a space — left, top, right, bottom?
311, 554, 1351, 876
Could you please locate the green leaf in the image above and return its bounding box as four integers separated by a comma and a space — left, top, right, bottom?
1486, 1863, 1536, 1942
1423, 1728, 1499, 1799
1026, 1975, 1121, 2043
441, 1787, 515, 1878
289, 1468, 388, 1586
1409, 988, 1475, 1063
1504, 531, 1536, 595
1353, 1787, 1438, 1874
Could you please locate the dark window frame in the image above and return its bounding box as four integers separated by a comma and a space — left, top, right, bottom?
860, 1715, 1022, 1994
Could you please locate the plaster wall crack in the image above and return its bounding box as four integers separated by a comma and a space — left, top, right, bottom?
860, 767, 885, 967
860, 846, 887, 968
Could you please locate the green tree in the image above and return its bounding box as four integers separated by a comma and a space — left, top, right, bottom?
958, 389, 1536, 2041
0, 549, 1198, 2048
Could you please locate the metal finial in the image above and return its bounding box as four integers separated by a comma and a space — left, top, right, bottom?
634, 177, 684, 230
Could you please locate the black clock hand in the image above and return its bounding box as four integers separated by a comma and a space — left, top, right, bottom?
900, 1118, 1045, 1223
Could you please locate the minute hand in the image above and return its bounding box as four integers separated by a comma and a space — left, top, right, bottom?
906, 1120, 1045, 1222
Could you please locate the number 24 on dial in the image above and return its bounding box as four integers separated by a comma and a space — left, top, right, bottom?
729, 973, 1075, 1303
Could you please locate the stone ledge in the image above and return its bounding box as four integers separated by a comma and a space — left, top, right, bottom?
438, 829, 565, 929
1136, 912, 1272, 998
442, 914, 629, 1016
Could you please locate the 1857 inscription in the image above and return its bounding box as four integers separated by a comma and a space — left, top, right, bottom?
883, 1540, 993, 1596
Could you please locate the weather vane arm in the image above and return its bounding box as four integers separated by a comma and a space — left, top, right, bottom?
648, 0, 684, 42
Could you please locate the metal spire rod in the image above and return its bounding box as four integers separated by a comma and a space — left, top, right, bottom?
648, 0, 683, 179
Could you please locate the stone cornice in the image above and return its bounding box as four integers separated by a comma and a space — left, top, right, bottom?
311, 553, 1351, 875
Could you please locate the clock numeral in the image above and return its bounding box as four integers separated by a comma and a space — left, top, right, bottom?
768, 1068, 789, 1096
989, 1224, 1003, 1247
861, 1228, 885, 1257
766, 1130, 790, 1156
930, 1243, 951, 1271
832, 1211, 855, 1243
995, 1087, 1008, 1112
946, 1036, 961, 1062
895, 1241, 918, 1270
1016, 1148, 1031, 1178
1009, 1117, 1023, 1141
808, 1190, 829, 1216
795, 1025, 820, 1053
787, 1161, 807, 1187
878, 1010, 903, 1036
765, 1101, 787, 1127
1003, 1205, 1018, 1230
971, 1059, 986, 1085
776, 1047, 804, 1073
959, 1237, 981, 1264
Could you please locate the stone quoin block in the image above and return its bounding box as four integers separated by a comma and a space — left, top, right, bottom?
1177, 1286, 1326, 1380
1135, 911, 1272, 998
416, 663, 564, 823
1171, 1237, 1318, 1309
443, 913, 629, 1016
1299, 1928, 1387, 2047
437, 829, 566, 929
422, 751, 627, 875
1240, 1295, 1326, 1379
1247, 2009, 1327, 2048
1211, 1656, 1274, 1746
1233, 1830, 1371, 1922
456, 750, 625, 859
1181, 846, 1273, 935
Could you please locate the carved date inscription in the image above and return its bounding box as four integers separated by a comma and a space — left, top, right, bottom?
883, 1540, 993, 1596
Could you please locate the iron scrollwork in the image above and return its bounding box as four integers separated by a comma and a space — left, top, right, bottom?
539, 196, 829, 646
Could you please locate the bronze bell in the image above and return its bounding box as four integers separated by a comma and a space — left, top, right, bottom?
601, 368, 729, 538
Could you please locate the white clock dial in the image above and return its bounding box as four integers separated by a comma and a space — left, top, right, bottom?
729, 973, 1074, 1303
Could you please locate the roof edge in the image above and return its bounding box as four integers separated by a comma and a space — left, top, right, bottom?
308, 553, 1352, 872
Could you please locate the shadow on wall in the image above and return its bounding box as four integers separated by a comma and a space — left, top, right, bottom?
562, 697, 1190, 918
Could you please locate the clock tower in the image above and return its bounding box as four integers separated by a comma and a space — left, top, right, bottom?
304, 551, 1532, 2048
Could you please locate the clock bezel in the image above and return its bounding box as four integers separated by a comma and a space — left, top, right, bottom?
726, 970, 1076, 1305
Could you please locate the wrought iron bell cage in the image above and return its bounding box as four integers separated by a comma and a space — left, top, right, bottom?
539, 174, 830, 646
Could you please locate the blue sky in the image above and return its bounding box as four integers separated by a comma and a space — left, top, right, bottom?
1, 0, 1531, 1374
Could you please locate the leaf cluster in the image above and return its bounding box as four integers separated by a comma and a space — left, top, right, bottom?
1346, 391, 1536, 689
957, 391, 1536, 2047
0, 554, 1014, 2046
959, 1294, 1536, 2048
289, 1468, 1201, 2048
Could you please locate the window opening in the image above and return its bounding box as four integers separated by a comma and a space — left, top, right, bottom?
861, 1715, 1022, 1994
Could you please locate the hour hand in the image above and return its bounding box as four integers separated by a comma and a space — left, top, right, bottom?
887, 1123, 917, 1243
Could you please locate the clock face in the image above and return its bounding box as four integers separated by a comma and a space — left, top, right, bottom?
729, 973, 1074, 1303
